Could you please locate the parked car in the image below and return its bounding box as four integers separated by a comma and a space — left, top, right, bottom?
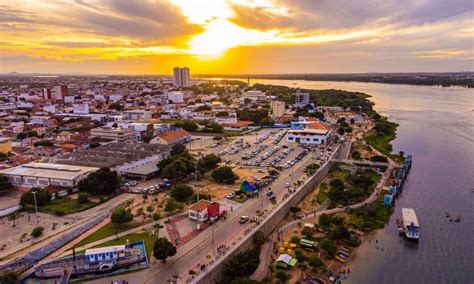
239, 216, 249, 224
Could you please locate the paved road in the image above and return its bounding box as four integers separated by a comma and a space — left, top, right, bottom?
250, 158, 396, 281
87, 142, 338, 284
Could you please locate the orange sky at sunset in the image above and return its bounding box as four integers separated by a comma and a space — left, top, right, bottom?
1, 0, 472, 74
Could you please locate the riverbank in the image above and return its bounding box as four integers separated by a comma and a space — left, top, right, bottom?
237, 79, 472, 283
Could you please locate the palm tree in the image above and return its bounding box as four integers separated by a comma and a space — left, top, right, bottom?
8, 212, 19, 227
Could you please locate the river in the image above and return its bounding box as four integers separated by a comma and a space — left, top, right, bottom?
213, 78, 474, 283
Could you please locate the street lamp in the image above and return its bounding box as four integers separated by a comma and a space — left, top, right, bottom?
32, 191, 39, 225
194, 152, 203, 230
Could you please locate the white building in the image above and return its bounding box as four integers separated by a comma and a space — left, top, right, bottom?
0, 162, 99, 188
52, 85, 68, 101
240, 90, 267, 104
123, 110, 152, 121
287, 122, 332, 145
166, 91, 184, 103
270, 101, 286, 117
173, 67, 190, 87
85, 245, 126, 264
294, 91, 310, 108
90, 127, 134, 142
73, 103, 90, 114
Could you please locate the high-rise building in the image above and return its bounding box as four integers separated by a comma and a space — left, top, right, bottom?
181, 67, 190, 87
294, 90, 310, 108
42, 88, 52, 99
173, 67, 190, 87
52, 85, 68, 101
270, 101, 286, 118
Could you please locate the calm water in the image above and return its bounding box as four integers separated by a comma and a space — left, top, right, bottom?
227, 79, 474, 283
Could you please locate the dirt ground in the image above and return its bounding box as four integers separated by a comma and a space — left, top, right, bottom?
298, 184, 323, 215
350, 140, 377, 160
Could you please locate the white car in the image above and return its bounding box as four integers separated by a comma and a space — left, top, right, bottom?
285, 182, 291, 188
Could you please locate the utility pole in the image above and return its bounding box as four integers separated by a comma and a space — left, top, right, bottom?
32, 191, 39, 225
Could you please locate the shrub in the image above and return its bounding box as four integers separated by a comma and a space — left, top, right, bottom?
31, 226, 44, 238
170, 184, 194, 202
77, 192, 89, 204
212, 166, 238, 184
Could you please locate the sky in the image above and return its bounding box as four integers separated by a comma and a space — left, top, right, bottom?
0, 0, 473, 74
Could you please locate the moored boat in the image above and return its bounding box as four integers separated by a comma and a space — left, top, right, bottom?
402, 208, 419, 240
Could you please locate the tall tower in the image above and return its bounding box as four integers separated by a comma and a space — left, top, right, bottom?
181, 67, 190, 87
173, 67, 182, 87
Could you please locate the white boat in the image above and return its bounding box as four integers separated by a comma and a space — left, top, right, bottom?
402, 208, 419, 240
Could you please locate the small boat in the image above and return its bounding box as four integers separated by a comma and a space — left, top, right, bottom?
402, 208, 419, 240
335, 255, 347, 263
454, 215, 461, 222
337, 251, 350, 258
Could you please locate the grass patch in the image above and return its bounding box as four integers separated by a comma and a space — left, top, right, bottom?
316, 190, 328, 205
365, 118, 404, 163
223, 130, 244, 136
347, 193, 393, 232
75, 222, 139, 248
40, 197, 97, 216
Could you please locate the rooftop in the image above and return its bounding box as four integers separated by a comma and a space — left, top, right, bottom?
157, 129, 190, 143
0, 162, 99, 180
85, 245, 126, 256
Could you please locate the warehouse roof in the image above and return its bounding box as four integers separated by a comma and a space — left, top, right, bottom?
0, 162, 99, 180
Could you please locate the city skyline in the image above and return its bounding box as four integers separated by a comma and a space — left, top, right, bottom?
1, 0, 473, 74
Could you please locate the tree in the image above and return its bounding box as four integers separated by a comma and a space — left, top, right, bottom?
77, 192, 89, 204
0, 270, 18, 284
170, 184, 194, 202
109, 103, 123, 111
289, 206, 301, 219
329, 225, 350, 240
7, 211, 19, 227
371, 155, 388, 162
275, 269, 288, 282
0, 174, 12, 191
164, 198, 180, 212
223, 249, 260, 281
243, 98, 252, 105
33, 140, 54, 147
318, 213, 332, 229
253, 231, 266, 247
212, 166, 238, 184
170, 143, 186, 156
77, 168, 120, 195
20, 188, 51, 208
142, 134, 153, 143
111, 208, 133, 227
330, 179, 344, 191
153, 237, 177, 262
89, 141, 100, 148
199, 154, 221, 172
308, 255, 324, 268
31, 226, 44, 238
351, 151, 361, 160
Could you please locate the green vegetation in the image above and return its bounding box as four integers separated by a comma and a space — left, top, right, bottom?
347, 194, 393, 232
237, 108, 269, 125
31, 226, 44, 238
212, 166, 238, 184
78, 167, 120, 195
158, 148, 195, 181
365, 118, 403, 162
252, 231, 266, 247
41, 196, 97, 216
153, 237, 177, 262
170, 184, 194, 202
164, 198, 182, 212
16, 130, 39, 140
327, 166, 380, 206
20, 188, 51, 208
198, 154, 221, 172
111, 208, 134, 227
0, 174, 12, 191
223, 249, 260, 282
315, 190, 328, 205
305, 163, 320, 175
